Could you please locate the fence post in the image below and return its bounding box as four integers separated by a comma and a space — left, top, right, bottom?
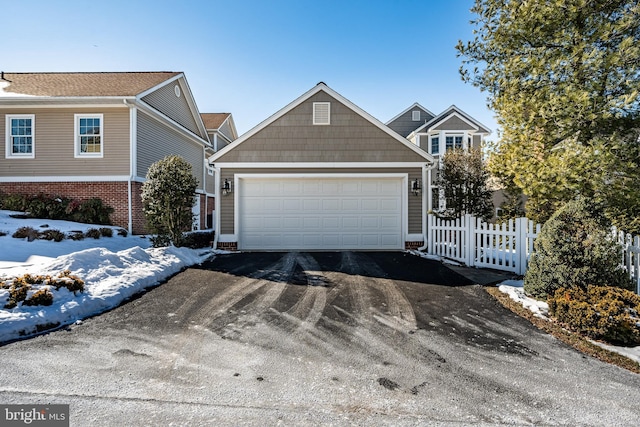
427, 214, 433, 254
516, 217, 528, 275
465, 214, 474, 267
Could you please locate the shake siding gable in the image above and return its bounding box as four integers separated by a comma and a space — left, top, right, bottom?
141, 78, 200, 136
214, 92, 427, 164
0, 108, 130, 177
433, 115, 477, 131
387, 107, 434, 137
136, 113, 205, 189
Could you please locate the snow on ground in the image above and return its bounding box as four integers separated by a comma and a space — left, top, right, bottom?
0, 210, 213, 343
497, 279, 640, 364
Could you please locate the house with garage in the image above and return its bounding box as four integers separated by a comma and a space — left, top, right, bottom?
386, 103, 491, 214
0, 71, 219, 234
209, 83, 434, 251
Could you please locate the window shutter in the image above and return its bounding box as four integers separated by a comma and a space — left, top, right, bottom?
313, 102, 330, 125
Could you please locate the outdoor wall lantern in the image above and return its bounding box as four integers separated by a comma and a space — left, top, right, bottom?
411, 179, 422, 196
222, 178, 233, 196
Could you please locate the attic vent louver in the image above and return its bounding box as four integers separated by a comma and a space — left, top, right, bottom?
313, 102, 330, 125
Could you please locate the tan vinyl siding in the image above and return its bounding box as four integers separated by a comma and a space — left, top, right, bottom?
433, 115, 477, 131
0, 108, 129, 177
215, 92, 427, 163
141, 78, 201, 136
136, 113, 205, 189
472, 134, 482, 149
218, 168, 423, 235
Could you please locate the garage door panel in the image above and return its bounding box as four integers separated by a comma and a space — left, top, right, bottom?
239, 177, 403, 250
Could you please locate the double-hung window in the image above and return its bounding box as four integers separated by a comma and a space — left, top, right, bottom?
430, 136, 440, 155
6, 114, 35, 158
75, 114, 103, 158
445, 135, 463, 151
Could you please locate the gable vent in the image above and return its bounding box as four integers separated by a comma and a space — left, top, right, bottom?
313, 102, 330, 125
412, 110, 421, 121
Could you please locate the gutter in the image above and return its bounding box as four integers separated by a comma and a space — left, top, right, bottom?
418, 161, 438, 251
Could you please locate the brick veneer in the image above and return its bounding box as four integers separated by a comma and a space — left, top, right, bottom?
0, 181, 135, 231
217, 241, 237, 251
405, 241, 425, 250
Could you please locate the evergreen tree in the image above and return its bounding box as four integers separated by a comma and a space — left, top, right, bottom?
437, 147, 493, 220
457, 0, 640, 231
141, 155, 198, 247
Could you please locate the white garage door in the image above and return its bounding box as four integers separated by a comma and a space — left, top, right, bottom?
238, 177, 403, 250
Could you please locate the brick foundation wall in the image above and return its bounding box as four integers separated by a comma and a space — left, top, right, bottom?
131, 181, 146, 235
217, 241, 237, 251
405, 241, 425, 250
0, 181, 132, 231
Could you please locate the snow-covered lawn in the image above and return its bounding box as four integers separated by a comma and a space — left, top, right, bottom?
0, 210, 213, 343
497, 280, 640, 364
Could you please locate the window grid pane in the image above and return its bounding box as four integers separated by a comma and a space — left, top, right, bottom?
78, 117, 102, 154
431, 137, 439, 154
9, 118, 33, 155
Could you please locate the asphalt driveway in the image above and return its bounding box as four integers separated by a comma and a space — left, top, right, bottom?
1, 251, 639, 426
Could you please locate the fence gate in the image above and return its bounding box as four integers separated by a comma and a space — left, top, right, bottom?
427, 214, 540, 275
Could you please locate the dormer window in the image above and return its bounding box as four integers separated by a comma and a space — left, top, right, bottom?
412, 110, 420, 121
313, 102, 330, 125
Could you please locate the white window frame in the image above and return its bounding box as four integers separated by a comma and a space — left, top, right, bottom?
74, 114, 104, 158
430, 135, 440, 156
5, 114, 35, 159
313, 102, 330, 125
412, 110, 421, 121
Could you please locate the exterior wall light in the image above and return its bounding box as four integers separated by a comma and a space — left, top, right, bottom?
411, 179, 422, 196
222, 178, 232, 196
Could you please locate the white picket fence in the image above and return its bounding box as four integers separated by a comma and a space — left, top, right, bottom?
427, 214, 540, 275
427, 214, 640, 294
612, 227, 640, 294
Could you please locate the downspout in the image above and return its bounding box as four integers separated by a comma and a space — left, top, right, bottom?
212, 163, 221, 250
418, 161, 436, 251
124, 99, 136, 235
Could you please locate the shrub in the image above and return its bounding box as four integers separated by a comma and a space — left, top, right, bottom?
0, 231, 7, 237
4, 278, 31, 309
71, 198, 113, 225
2, 194, 28, 212
52, 270, 85, 295
548, 286, 640, 346
12, 226, 39, 242
25, 194, 69, 220
150, 234, 171, 248
142, 155, 198, 247
116, 228, 128, 237
524, 199, 633, 298
39, 229, 65, 242
23, 288, 54, 307
180, 231, 215, 249
85, 228, 101, 239
67, 231, 85, 241
99, 227, 113, 238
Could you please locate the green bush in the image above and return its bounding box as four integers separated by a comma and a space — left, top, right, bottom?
25, 194, 69, 220
12, 226, 39, 242
85, 228, 101, 239
39, 229, 65, 242
72, 198, 113, 225
67, 231, 85, 241
180, 231, 215, 249
99, 227, 113, 238
548, 286, 640, 346
116, 228, 128, 237
23, 288, 54, 307
3, 194, 28, 212
150, 234, 171, 248
524, 199, 632, 298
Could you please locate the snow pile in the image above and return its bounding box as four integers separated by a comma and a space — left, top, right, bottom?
0, 210, 212, 343
498, 279, 549, 318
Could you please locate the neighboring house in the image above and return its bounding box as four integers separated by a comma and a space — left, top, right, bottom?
209, 83, 434, 251
0, 71, 216, 234
201, 113, 238, 152
387, 104, 491, 214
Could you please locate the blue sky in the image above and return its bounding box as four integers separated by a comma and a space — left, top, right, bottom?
1, 0, 495, 136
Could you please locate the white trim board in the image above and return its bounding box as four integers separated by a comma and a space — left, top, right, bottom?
0, 175, 130, 182
232, 173, 409, 250
210, 162, 429, 169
